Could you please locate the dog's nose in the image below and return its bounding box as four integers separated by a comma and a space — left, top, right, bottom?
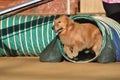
52, 26, 54, 30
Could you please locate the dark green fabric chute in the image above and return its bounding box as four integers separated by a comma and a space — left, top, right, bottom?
39, 36, 63, 62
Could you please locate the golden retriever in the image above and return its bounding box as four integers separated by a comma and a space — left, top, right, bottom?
52, 15, 102, 59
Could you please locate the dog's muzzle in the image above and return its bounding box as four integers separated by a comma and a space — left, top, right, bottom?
52, 26, 64, 34
52, 26, 55, 30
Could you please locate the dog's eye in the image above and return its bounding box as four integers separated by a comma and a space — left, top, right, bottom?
58, 21, 61, 23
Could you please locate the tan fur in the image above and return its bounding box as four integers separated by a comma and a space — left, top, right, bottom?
52, 15, 102, 59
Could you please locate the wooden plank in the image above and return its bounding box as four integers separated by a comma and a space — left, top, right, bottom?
80, 0, 105, 14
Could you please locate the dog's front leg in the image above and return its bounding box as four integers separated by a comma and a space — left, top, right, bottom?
92, 39, 102, 55
64, 45, 74, 58
73, 46, 79, 58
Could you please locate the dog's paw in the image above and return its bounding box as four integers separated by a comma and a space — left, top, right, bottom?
67, 54, 74, 59
67, 53, 78, 59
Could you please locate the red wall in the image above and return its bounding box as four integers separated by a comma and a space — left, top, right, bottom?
0, 0, 78, 15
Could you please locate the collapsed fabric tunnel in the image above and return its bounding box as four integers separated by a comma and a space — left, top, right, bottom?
0, 15, 120, 63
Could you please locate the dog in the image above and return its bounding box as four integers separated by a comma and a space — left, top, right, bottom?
52, 15, 102, 59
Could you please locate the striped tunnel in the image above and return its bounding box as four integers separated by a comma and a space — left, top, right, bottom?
0, 15, 59, 56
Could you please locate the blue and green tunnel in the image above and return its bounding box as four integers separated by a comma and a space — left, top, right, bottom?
0, 15, 120, 63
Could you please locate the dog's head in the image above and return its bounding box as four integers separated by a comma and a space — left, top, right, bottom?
52, 15, 74, 34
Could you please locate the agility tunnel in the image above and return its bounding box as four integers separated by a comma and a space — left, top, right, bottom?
0, 15, 120, 63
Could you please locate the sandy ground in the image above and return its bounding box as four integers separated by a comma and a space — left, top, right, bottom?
0, 57, 120, 80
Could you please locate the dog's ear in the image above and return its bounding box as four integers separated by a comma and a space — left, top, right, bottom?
66, 17, 74, 26
65, 17, 74, 31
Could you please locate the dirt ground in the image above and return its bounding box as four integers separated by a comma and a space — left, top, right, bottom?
0, 57, 120, 80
